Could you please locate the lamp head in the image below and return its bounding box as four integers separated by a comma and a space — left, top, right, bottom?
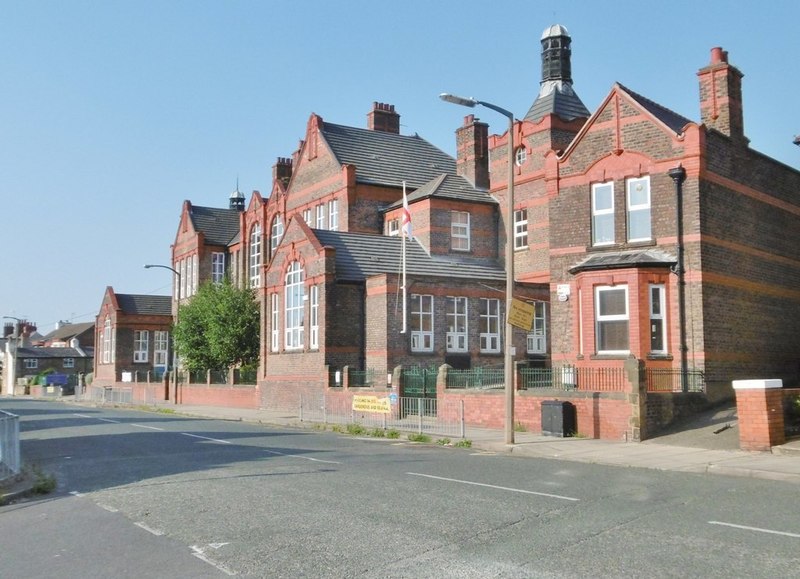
439, 93, 478, 108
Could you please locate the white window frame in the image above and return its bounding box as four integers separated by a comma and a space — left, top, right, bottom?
310, 285, 319, 350
410, 294, 434, 352
515, 147, 527, 166
154, 330, 169, 367
180, 258, 187, 299
480, 298, 501, 353
387, 218, 399, 236
595, 285, 630, 355
192, 254, 198, 295
446, 296, 468, 352
63, 357, 75, 368
649, 284, 667, 354
526, 302, 547, 354
284, 262, 305, 350
315, 204, 325, 229
212, 252, 225, 284
270, 215, 284, 259
451, 211, 470, 251
514, 209, 528, 250
592, 182, 615, 246
249, 223, 262, 288
327, 199, 338, 231
627, 176, 652, 242
24, 358, 38, 370
303, 208, 312, 225
102, 317, 112, 364
270, 293, 279, 352
133, 330, 149, 363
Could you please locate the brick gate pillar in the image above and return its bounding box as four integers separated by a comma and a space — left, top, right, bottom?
733, 379, 785, 451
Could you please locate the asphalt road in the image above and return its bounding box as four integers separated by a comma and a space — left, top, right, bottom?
2, 398, 799, 578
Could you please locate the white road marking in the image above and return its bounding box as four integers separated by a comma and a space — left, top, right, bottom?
97, 503, 118, 513
134, 522, 164, 536
407, 472, 580, 502
69, 491, 85, 498
132, 423, 164, 431
709, 521, 800, 538
98, 418, 120, 424
191, 545, 236, 575
181, 432, 232, 444
73, 413, 93, 418
263, 448, 341, 464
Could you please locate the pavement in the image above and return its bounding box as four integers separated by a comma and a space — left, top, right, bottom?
3, 395, 800, 503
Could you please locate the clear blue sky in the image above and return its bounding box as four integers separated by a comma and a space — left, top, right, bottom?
2, 1, 798, 333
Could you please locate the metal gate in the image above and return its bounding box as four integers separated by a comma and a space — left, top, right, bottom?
401, 366, 437, 416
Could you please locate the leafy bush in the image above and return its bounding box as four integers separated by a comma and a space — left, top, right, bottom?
436, 438, 451, 446
453, 439, 472, 448
386, 429, 401, 439
407, 433, 431, 443
346, 424, 366, 436
369, 428, 386, 438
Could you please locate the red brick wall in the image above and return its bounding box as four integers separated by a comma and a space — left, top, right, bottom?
734, 381, 785, 451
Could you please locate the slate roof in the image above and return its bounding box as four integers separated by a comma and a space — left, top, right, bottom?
524, 80, 591, 123
312, 229, 506, 282
189, 205, 241, 246
385, 174, 497, 210
568, 249, 676, 274
321, 123, 456, 189
16, 347, 91, 359
40, 322, 95, 343
618, 83, 693, 135
115, 294, 173, 316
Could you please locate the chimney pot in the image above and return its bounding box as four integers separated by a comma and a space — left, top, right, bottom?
710, 46, 726, 64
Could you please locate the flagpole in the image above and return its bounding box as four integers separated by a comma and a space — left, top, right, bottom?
401, 181, 408, 334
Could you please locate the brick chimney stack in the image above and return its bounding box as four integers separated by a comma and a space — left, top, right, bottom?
273, 157, 293, 187
455, 114, 489, 190
367, 102, 400, 134
698, 47, 746, 144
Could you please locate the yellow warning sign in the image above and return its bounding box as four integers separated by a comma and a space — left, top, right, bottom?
507, 298, 535, 331
352, 395, 391, 414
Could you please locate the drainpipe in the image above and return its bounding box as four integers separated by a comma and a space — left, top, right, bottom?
668, 165, 688, 392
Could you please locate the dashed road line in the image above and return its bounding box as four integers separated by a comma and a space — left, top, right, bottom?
69, 491, 85, 498
134, 522, 164, 536
191, 545, 236, 576
132, 423, 164, 431
73, 413, 93, 418
709, 521, 800, 538
407, 472, 580, 502
181, 432, 232, 444
263, 448, 341, 464
98, 418, 121, 424
97, 503, 119, 513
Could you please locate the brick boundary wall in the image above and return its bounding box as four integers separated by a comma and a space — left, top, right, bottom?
733, 379, 785, 451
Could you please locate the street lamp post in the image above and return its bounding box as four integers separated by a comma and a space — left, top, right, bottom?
440, 92, 516, 444
144, 264, 181, 378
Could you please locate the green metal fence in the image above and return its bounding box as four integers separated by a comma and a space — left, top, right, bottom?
446, 367, 505, 390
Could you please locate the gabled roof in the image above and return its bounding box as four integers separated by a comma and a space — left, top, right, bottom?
115, 294, 173, 316
568, 249, 676, 274
41, 322, 94, 343
189, 205, 241, 246
313, 229, 506, 282
386, 174, 498, 209
321, 123, 456, 188
617, 83, 693, 135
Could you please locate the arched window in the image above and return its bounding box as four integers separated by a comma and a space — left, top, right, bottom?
284, 262, 305, 349
249, 223, 262, 288
270, 215, 284, 259
102, 317, 112, 364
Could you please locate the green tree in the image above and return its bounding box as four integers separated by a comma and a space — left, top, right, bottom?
173, 279, 260, 372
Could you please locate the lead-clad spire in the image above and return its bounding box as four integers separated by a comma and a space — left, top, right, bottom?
524, 24, 590, 123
